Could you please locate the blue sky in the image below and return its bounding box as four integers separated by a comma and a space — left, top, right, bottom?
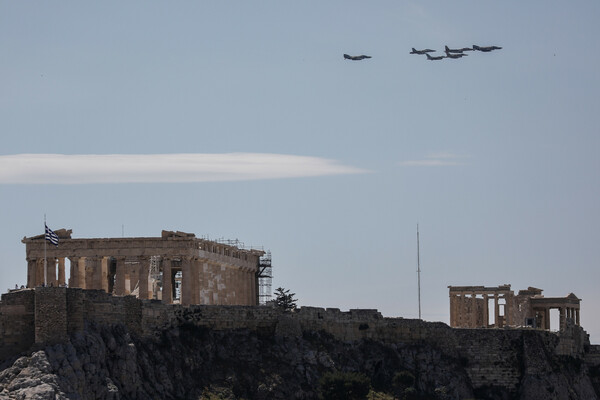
1, 2, 599, 342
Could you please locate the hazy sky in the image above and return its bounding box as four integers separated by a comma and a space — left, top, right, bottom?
1, 2, 599, 342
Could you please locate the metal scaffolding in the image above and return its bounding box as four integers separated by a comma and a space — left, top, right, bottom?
258, 250, 273, 305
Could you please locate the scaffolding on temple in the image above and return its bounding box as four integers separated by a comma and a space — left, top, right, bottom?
149, 255, 161, 300
258, 250, 273, 305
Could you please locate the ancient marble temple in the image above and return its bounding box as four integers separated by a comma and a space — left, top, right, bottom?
22, 229, 268, 306
449, 284, 581, 331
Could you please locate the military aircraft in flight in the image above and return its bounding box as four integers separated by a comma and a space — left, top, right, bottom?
343, 54, 372, 60
445, 45, 473, 53
445, 52, 468, 59
410, 48, 436, 55
472, 45, 502, 52
426, 53, 445, 61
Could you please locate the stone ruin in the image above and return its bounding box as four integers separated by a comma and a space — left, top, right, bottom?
21, 229, 271, 306
449, 284, 581, 331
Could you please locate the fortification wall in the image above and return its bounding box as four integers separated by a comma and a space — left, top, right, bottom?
0, 287, 596, 394
34, 287, 68, 345
0, 289, 35, 360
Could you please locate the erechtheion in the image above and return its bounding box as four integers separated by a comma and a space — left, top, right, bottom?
448, 284, 581, 331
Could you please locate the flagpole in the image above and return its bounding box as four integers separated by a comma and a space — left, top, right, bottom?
44, 214, 47, 286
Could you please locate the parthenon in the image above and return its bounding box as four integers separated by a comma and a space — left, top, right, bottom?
449, 284, 581, 331
22, 229, 272, 306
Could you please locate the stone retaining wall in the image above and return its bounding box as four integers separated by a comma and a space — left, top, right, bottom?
0, 286, 596, 396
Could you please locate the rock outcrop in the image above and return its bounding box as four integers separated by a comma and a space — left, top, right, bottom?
1, 320, 599, 400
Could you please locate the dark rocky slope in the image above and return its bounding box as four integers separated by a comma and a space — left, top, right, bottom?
0, 322, 598, 399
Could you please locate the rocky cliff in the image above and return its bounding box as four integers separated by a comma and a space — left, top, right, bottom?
1, 317, 599, 400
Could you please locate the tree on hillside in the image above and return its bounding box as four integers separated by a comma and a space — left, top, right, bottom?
274, 287, 297, 312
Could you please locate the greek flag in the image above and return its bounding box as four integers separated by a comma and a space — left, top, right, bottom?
45, 224, 59, 246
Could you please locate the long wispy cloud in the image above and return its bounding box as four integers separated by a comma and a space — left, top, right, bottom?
0, 153, 368, 184
398, 152, 469, 167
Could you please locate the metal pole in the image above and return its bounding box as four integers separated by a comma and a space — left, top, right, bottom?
44, 214, 47, 286
417, 224, 421, 320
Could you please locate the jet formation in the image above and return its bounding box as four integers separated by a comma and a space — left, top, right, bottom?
411, 44, 501, 61
343, 44, 501, 62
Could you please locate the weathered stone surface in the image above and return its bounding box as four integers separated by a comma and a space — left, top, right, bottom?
0, 320, 598, 399
0, 351, 68, 399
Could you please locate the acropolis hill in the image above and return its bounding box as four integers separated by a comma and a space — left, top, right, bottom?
0, 229, 599, 399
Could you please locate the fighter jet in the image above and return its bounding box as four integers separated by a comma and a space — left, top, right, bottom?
426, 53, 445, 61
445, 52, 468, 59
472, 45, 502, 52
343, 54, 372, 60
445, 46, 463, 54
445, 45, 473, 53
410, 48, 436, 55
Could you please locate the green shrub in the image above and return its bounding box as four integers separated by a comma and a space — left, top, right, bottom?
392, 370, 415, 388
319, 371, 371, 400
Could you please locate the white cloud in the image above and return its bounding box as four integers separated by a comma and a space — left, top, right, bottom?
0, 153, 368, 184
398, 152, 468, 167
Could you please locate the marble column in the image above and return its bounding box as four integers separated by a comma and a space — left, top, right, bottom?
27, 258, 37, 288
235, 267, 242, 305
181, 257, 192, 306
68, 257, 78, 288
138, 257, 150, 300
161, 257, 172, 304
483, 294, 489, 327
87, 257, 100, 290
471, 293, 477, 328
237, 268, 244, 305
100, 257, 109, 292
505, 295, 512, 326
114, 257, 127, 295
448, 294, 457, 327
57, 258, 66, 286
559, 307, 566, 331
494, 295, 500, 327
46, 258, 57, 286
69, 257, 86, 289
199, 261, 208, 304
36, 259, 44, 286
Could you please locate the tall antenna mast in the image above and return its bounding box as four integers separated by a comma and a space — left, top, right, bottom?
417, 224, 421, 320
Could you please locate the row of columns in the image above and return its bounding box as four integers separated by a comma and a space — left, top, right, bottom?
449, 291, 512, 328
27, 257, 67, 288
560, 306, 581, 329
27, 255, 258, 306
535, 306, 581, 330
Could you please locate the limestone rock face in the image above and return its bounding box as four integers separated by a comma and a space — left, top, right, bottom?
0, 351, 67, 399
0, 323, 598, 400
